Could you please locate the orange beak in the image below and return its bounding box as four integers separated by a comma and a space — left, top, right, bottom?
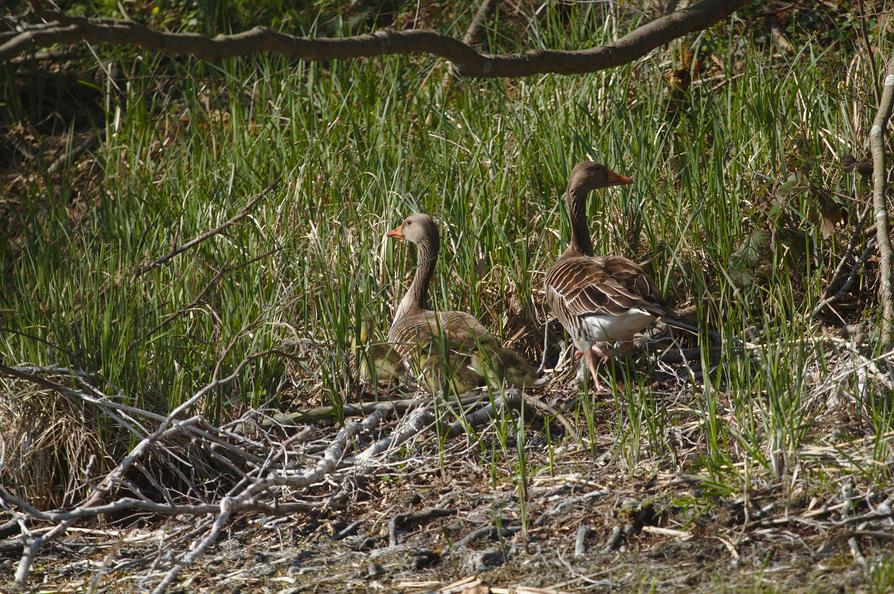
386, 224, 404, 240
606, 169, 633, 186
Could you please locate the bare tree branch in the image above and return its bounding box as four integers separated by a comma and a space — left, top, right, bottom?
870, 57, 894, 347
462, 0, 498, 47
1, 0, 750, 77
135, 176, 282, 276
0, 486, 321, 522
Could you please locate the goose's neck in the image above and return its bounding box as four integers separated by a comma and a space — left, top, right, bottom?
394, 238, 437, 321
565, 186, 594, 257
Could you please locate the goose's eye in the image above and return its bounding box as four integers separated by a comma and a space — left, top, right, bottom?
405, 220, 412, 226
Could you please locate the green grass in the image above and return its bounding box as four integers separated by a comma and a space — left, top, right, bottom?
1, 3, 892, 502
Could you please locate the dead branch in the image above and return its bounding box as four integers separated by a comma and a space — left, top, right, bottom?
47, 128, 104, 174
534, 488, 610, 527
462, 0, 498, 47
435, 0, 500, 96
355, 406, 433, 464
837, 530, 894, 540
5, 348, 267, 586
148, 407, 388, 590
135, 177, 281, 276
523, 393, 582, 445
332, 519, 363, 541
266, 391, 487, 426
0, 519, 18, 538
151, 497, 234, 594
444, 389, 524, 438
574, 523, 591, 558
388, 507, 456, 547
870, 57, 894, 347
0, 486, 321, 523
0, 364, 266, 465
1, 0, 749, 77
146, 391, 527, 588
841, 481, 867, 565
602, 525, 624, 552
454, 523, 520, 549
2, 372, 558, 591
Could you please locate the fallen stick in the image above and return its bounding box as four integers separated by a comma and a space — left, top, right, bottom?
445, 390, 524, 438
266, 391, 486, 426
46, 128, 104, 174
602, 525, 623, 553
523, 393, 582, 445
388, 507, 456, 547
454, 523, 520, 549
2, 382, 536, 590
150, 407, 386, 591
151, 497, 235, 594
0, 486, 322, 523
534, 488, 610, 527
135, 176, 282, 276
574, 524, 591, 558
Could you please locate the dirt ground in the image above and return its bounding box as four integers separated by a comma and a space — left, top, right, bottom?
3, 424, 893, 593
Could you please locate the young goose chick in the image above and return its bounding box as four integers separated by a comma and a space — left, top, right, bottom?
469, 335, 537, 388
386, 213, 535, 392
352, 315, 402, 387
544, 161, 668, 390
416, 345, 484, 395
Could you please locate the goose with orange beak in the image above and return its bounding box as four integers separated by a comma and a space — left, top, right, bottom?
385, 213, 535, 392
544, 160, 668, 390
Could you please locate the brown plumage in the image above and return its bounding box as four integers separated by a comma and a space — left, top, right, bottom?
544, 161, 668, 389
386, 213, 535, 392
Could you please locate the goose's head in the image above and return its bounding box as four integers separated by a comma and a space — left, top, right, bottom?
568, 161, 633, 192
386, 213, 439, 247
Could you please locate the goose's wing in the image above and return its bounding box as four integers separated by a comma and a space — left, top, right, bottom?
545, 255, 665, 320
388, 310, 490, 357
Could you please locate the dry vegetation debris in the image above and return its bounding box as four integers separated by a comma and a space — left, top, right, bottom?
2, 337, 894, 591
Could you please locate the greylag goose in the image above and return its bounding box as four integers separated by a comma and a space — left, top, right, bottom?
386, 213, 535, 392
544, 161, 668, 389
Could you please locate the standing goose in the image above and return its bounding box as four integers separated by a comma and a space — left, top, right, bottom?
544, 161, 667, 389
386, 213, 535, 391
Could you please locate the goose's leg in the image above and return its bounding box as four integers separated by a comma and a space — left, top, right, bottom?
574, 350, 587, 384
537, 320, 551, 375
583, 344, 610, 392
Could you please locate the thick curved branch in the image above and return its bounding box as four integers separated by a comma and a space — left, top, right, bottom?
1, 0, 749, 77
